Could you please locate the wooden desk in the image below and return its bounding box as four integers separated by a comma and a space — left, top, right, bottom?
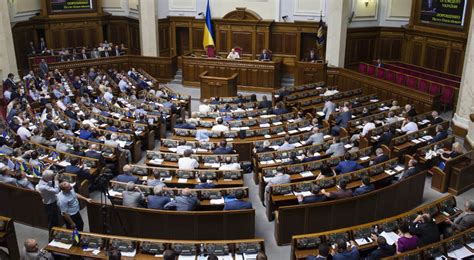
200, 71, 238, 101
0, 216, 19, 260
182, 56, 282, 92
294, 61, 327, 85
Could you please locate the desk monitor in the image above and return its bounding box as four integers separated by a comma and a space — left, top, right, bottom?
140, 242, 166, 255
81, 235, 105, 250
380, 221, 398, 232
172, 244, 197, 256
295, 237, 321, 249
353, 227, 373, 240
206, 244, 230, 256
445, 236, 465, 253
326, 232, 350, 245
237, 243, 261, 255
423, 245, 445, 259
223, 171, 241, 180
201, 190, 222, 200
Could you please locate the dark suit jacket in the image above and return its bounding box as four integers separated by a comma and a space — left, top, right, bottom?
378, 131, 394, 147
401, 166, 419, 179
116, 174, 140, 184
301, 195, 326, 204
407, 108, 417, 117
258, 100, 273, 109
64, 165, 93, 181
353, 184, 375, 196
372, 154, 389, 165
213, 146, 234, 154
366, 244, 396, 260
174, 123, 196, 129
430, 131, 448, 144
224, 199, 252, 210
336, 111, 352, 128
258, 53, 272, 61
147, 195, 171, 210
431, 117, 443, 125
85, 150, 105, 165
194, 183, 216, 189
273, 108, 289, 115
409, 221, 440, 247
328, 189, 353, 200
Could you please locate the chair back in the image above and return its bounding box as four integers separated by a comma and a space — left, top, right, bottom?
206, 45, 215, 58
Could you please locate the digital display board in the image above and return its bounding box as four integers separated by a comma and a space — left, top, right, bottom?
50, 0, 94, 12
419, 0, 468, 27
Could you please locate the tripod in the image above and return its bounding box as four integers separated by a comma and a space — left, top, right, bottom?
97, 182, 128, 236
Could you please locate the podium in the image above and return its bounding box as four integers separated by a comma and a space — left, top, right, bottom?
199, 71, 238, 101
294, 61, 327, 85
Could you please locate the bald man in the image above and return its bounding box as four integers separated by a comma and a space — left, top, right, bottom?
57, 182, 91, 231
22, 238, 53, 260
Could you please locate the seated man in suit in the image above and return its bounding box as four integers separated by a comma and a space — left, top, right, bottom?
264, 167, 291, 204
430, 111, 443, 125
409, 213, 441, 247
116, 164, 140, 184
400, 158, 419, 180
195, 176, 216, 189
297, 185, 325, 204
122, 182, 145, 208
301, 151, 321, 163
258, 49, 272, 61
366, 235, 395, 259
370, 148, 389, 166
322, 179, 353, 200
304, 49, 319, 62
64, 158, 94, 183
164, 188, 199, 211
136, 75, 150, 89
332, 239, 359, 260
376, 125, 396, 149
306, 243, 330, 260
147, 185, 171, 210
304, 127, 324, 145
430, 124, 448, 144
79, 123, 95, 140
405, 104, 417, 117
227, 48, 240, 60
278, 135, 295, 151
326, 137, 346, 157
85, 144, 106, 165
335, 152, 363, 174
258, 95, 273, 109
174, 118, 196, 130
273, 102, 288, 115
353, 175, 375, 196
224, 189, 252, 210
444, 200, 474, 232
213, 140, 234, 154
331, 106, 352, 136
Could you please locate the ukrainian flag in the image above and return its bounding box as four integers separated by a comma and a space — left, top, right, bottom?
202, 0, 215, 49
72, 228, 80, 243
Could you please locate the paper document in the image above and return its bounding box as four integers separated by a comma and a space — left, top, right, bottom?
355, 237, 373, 246
379, 231, 399, 245
210, 198, 225, 205
150, 159, 164, 165
277, 131, 287, 135
259, 123, 270, 128
264, 134, 272, 139
273, 122, 283, 126
316, 112, 325, 117
288, 130, 298, 134
394, 166, 405, 172
48, 241, 73, 250
300, 171, 314, 177
178, 256, 195, 260
447, 246, 474, 259
108, 189, 122, 197
243, 253, 258, 260
121, 250, 136, 257
57, 161, 71, 167
359, 156, 370, 161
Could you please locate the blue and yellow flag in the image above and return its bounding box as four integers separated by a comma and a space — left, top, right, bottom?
20, 162, 28, 173
72, 228, 80, 243
33, 166, 41, 177
202, 0, 215, 49
316, 16, 325, 47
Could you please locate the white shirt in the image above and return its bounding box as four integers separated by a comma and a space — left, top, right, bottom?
17, 127, 32, 141
361, 122, 376, 137
219, 163, 241, 171
176, 145, 191, 155
211, 124, 229, 132
178, 157, 199, 170
401, 121, 418, 134
199, 104, 211, 113
227, 51, 240, 60
104, 91, 114, 102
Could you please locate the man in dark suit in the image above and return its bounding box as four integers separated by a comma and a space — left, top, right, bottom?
116, 165, 140, 184
331, 107, 352, 136
322, 179, 353, 200
335, 153, 363, 174
147, 186, 171, 210
306, 243, 331, 260
39, 37, 47, 52
194, 176, 216, 189
174, 118, 196, 130
400, 158, 419, 180
164, 188, 199, 211
224, 189, 252, 210
258, 95, 272, 109
376, 125, 396, 149
273, 102, 288, 115
79, 49, 88, 60
85, 144, 106, 165
64, 158, 93, 182
405, 104, 417, 117
304, 49, 319, 62
430, 125, 448, 144
44, 114, 59, 132
4, 73, 18, 93
297, 185, 325, 204
366, 235, 395, 259
136, 76, 149, 89
213, 140, 234, 154
430, 111, 443, 125
353, 176, 375, 196
370, 148, 389, 165
258, 49, 272, 61
410, 214, 441, 247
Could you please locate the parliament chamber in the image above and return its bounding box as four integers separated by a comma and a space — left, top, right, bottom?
0, 0, 473, 259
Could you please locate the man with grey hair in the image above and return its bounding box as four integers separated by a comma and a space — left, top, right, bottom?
22, 238, 53, 260
147, 185, 171, 210
445, 200, 474, 232
370, 148, 389, 166
304, 127, 324, 145
116, 165, 140, 184
146, 169, 166, 187
164, 188, 198, 211
35, 170, 60, 230
122, 181, 144, 208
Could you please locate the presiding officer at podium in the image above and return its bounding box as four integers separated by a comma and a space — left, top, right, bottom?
258, 49, 272, 61
227, 48, 240, 60
304, 49, 319, 62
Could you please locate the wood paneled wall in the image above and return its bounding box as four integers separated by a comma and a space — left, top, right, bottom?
345, 27, 466, 76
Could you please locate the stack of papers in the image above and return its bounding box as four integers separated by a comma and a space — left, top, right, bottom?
57, 161, 71, 167
379, 231, 400, 245
288, 130, 298, 134
324, 135, 332, 139
150, 159, 164, 165
230, 127, 240, 131
48, 240, 73, 250
108, 190, 122, 197
204, 163, 221, 168
384, 169, 397, 176
240, 127, 250, 130
264, 134, 272, 139
299, 126, 312, 132
168, 148, 177, 152
355, 237, 373, 246
277, 131, 287, 135
394, 166, 405, 172
210, 198, 225, 205
422, 135, 433, 141
242, 253, 258, 260
344, 144, 353, 149
226, 138, 234, 141
260, 160, 275, 165
300, 171, 314, 177
272, 122, 282, 126
447, 247, 473, 259
370, 99, 379, 102
360, 156, 370, 161
316, 112, 325, 117
294, 191, 312, 197
412, 139, 421, 144
177, 178, 188, 183
121, 250, 137, 257
259, 123, 271, 128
